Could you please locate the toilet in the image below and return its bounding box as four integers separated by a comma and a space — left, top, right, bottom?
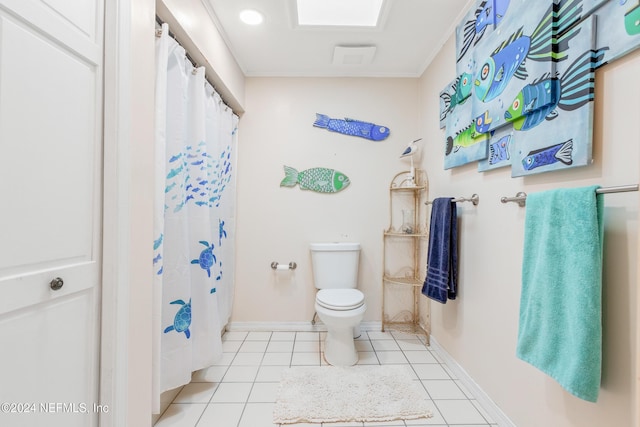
310, 242, 367, 367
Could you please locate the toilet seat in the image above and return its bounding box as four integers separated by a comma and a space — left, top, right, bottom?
316, 289, 364, 311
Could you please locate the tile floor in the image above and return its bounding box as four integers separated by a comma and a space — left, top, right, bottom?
154, 330, 499, 427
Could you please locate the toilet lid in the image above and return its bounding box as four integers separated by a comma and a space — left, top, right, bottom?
316, 289, 364, 311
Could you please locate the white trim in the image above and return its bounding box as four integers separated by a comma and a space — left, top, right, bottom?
429, 336, 516, 427
226, 321, 382, 332
100, 0, 132, 425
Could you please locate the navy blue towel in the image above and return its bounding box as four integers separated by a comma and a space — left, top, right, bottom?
421, 198, 458, 304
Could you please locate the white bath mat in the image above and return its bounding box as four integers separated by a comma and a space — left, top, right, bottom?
272, 365, 433, 424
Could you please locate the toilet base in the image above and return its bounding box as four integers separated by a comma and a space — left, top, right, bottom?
315, 302, 366, 367
323, 327, 358, 367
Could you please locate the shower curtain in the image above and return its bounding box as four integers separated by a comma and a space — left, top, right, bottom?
152, 24, 238, 412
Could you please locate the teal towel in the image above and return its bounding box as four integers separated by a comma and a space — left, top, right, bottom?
516, 185, 604, 402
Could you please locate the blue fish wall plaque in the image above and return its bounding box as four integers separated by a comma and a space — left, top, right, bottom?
313, 113, 390, 141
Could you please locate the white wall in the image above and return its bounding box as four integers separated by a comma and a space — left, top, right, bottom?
418, 35, 639, 427
233, 77, 419, 323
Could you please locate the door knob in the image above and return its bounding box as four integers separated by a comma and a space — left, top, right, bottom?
50, 277, 64, 290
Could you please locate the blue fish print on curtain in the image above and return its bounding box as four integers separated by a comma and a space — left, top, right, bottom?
153, 234, 164, 275
191, 240, 216, 277
209, 219, 228, 294
164, 299, 192, 339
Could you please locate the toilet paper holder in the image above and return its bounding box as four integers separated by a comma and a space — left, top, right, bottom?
271, 261, 297, 270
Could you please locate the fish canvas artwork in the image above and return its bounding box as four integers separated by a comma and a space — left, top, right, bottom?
439, 72, 474, 128
442, 0, 640, 176
313, 113, 390, 141
280, 166, 350, 193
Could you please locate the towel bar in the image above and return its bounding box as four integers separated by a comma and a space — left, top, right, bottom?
425, 193, 479, 206
501, 184, 639, 207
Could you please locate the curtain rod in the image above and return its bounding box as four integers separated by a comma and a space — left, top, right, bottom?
501, 184, 639, 207
155, 16, 237, 116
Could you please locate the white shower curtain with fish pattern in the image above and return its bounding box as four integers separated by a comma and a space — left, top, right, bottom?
152, 24, 238, 413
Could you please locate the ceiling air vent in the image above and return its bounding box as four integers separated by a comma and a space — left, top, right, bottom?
332, 45, 377, 66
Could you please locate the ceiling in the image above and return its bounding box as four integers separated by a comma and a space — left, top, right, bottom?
205, 0, 473, 78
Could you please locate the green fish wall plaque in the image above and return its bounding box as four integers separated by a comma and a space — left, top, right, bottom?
280, 165, 350, 193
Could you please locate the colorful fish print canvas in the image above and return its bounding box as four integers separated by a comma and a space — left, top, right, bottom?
439, 72, 474, 128
442, 0, 640, 177
510, 16, 598, 177
470, 0, 585, 136
456, 0, 512, 68
313, 113, 390, 141
591, 0, 640, 64
477, 126, 514, 171
280, 166, 350, 193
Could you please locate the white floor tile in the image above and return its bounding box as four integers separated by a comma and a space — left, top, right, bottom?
238, 402, 277, 427
421, 380, 466, 399
154, 403, 207, 427
261, 352, 292, 366
411, 364, 452, 380
222, 331, 248, 341
223, 365, 259, 382
246, 331, 272, 341
291, 352, 321, 366
267, 341, 295, 353
376, 351, 409, 365
231, 352, 264, 366
294, 340, 320, 352
396, 339, 429, 351
256, 365, 288, 382
321, 422, 363, 426
173, 382, 217, 403
248, 382, 279, 402
403, 351, 437, 364
371, 340, 400, 351
434, 399, 487, 425
355, 351, 379, 365
196, 403, 243, 426
363, 421, 406, 426
239, 340, 269, 353
367, 331, 395, 340
296, 331, 321, 341
271, 331, 296, 341
161, 329, 500, 427
210, 382, 252, 403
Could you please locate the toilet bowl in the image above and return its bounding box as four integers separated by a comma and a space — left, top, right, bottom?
315, 289, 366, 366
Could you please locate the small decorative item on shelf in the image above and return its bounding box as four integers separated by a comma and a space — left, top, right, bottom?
401, 209, 414, 234
399, 138, 422, 187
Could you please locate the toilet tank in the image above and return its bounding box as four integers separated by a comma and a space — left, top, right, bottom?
310, 242, 360, 289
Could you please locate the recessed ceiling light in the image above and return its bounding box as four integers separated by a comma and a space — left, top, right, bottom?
296, 0, 384, 27
239, 9, 264, 25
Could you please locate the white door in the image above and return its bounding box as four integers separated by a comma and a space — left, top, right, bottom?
0, 0, 103, 426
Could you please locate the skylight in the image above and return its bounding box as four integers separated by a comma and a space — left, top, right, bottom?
296, 0, 384, 27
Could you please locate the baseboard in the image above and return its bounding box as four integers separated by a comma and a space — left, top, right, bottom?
226, 320, 382, 333
429, 336, 516, 427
